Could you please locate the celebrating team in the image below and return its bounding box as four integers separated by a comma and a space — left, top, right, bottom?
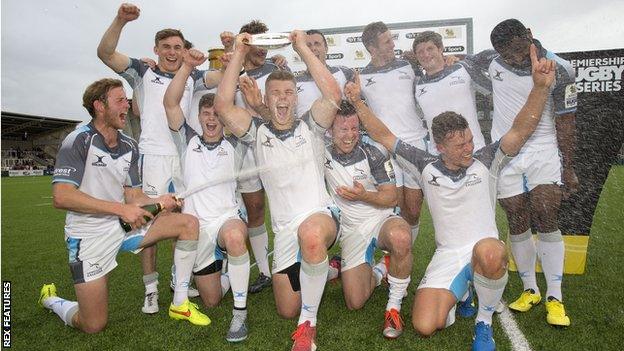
39, 3, 578, 351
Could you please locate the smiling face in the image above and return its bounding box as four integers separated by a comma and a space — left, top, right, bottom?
437, 128, 475, 170
331, 114, 360, 154
306, 33, 327, 63
154, 35, 185, 73
414, 40, 445, 74
265, 78, 297, 129
101, 86, 130, 130
198, 105, 223, 142
246, 44, 268, 69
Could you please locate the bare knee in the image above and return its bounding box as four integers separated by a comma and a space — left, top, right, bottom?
276, 305, 298, 320
388, 228, 412, 258
473, 239, 507, 277
344, 293, 367, 311
201, 295, 221, 308
80, 317, 107, 334
223, 228, 247, 255
298, 227, 325, 258
178, 214, 199, 241
412, 318, 438, 337
242, 192, 265, 225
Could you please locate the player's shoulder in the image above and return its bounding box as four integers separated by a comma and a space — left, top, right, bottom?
61, 123, 95, 149
360, 137, 389, 161
118, 130, 140, 152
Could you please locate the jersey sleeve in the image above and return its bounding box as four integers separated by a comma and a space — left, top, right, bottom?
124, 138, 142, 188
52, 130, 90, 187
392, 139, 435, 181
547, 52, 578, 115
170, 123, 197, 158
461, 49, 497, 94
119, 57, 149, 89
363, 142, 395, 185
239, 117, 264, 146
226, 134, 248, 171
301, 110, 327, 137
339, 66, 356, 82
474, 141, 512, 172
192, 69, 210, 92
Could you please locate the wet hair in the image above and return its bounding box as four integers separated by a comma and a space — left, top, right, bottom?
154, 28, 185, 46
431, 111, 469, 145
306, 29, 327, 48
82, 78, 124, 118
198, 93, 215, 110
362, 21, 389, 50
265, 70, 296, 87
337, 100, 357, 116
239, 20, 268, 35
490, 19, 528, 53
412, 31, 443, 52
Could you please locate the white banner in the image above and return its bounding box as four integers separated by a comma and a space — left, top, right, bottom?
271, 18, 473, 73
8, 170, 44, 177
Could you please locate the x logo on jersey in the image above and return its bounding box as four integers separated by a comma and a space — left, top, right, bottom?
297, 85, 303, 93
365, 77, 376, 87
262, 135, 274, 148
417, 87, 427, 97
493, 70, 504, 81
324, 157, 333, 170
428, 174, 441, 186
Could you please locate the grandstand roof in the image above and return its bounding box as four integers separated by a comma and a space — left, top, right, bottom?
1, 111, 82, 140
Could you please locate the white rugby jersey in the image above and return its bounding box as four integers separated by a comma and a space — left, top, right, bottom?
235, 62, 285, 111
483, 42, 577, 152
295, 65, 354, 118
172, 124, 245, 225
415, 53, 494, 154
324, 138, 395, 226
240, 112, 332, 231
53, 123, 141, 238
359, 59, 427, 145
393, 139, 512, 250
120, 58, 206, 155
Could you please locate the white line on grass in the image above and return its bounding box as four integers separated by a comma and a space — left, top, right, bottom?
498, 299, 533, 351
34, 202, 52, 207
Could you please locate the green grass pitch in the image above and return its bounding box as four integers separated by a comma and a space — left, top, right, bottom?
2, 166, 622, 350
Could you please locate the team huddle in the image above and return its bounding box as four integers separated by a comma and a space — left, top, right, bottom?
39, 3, 578, 351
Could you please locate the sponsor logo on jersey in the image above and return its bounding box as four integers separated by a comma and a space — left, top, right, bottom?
465, 173, 482, 187
398, 70, 411, 80
449, 75, 466, 86
352, 166, 367, 181
91, 155, 107, 167
365, 77, 376, 87
151, 77, 164, 85
428, 174, 441, 187
492, 69, 504, 81
262, 135, 274, 148
417, 87, 427, 97
217, 146, 228, 156
122, 157, 131, 172
324, 157, 333, 170
294, 134, 307, 147
54, 167, 77, 177
144, 183, 158, 196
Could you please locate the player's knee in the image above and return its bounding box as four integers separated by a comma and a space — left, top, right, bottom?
298, 229, 325, 256
179, 214, 199, 240
80, 318, 107, 334
276, 304, 298, 320
201, 295, 221, 308
224, 229, 247, 254
412, 318, 437, 337
344, 294, 366, 311
474, 239, 507, 276
388, 229, 412, 258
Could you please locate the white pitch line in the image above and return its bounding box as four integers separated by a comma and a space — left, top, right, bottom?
34, 202, 52, 207
498, 299, 533, 351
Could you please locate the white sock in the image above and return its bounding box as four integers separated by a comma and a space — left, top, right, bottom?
172, 240, 198, 306
143, 272, 159, 294
327, 265, 339, 281
298, 257, 328, 327
249, 224, 271, 276
228, 252, 250, 309
510, 229, 539, 293
44, 297, 79, 327
221, 271, 231, 297
537, 230, 565, 300
410, 224, 419, 245
386, 274, 410, 311
474, 271, 508, 325
372, 256, 388, 287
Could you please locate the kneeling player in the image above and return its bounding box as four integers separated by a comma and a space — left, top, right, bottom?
164, 49, 251, 342
348, 44, 556, 350
324, 101, 412, 339
39, 78, 208, 334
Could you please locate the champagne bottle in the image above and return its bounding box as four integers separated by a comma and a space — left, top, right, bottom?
119, 203, 164, 232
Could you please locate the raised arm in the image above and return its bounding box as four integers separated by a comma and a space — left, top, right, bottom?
164, 49, 207, 130
291, 30, 341, 128
97, 3, 139, 73
345, 73, 397, 152
500, 44, 554, 156
239, 75, 272, 120
214, 34, 253, 138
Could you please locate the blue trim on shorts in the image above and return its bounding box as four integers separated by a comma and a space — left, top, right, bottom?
522, 174, 529, 193
449, 263, 473, 301
365, 237, 378, 266
66, 237, 81, 263
296, 249, 302, 263
215, 244, 225, 261
168, 179, 175, 193
120, 234, 143, 252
